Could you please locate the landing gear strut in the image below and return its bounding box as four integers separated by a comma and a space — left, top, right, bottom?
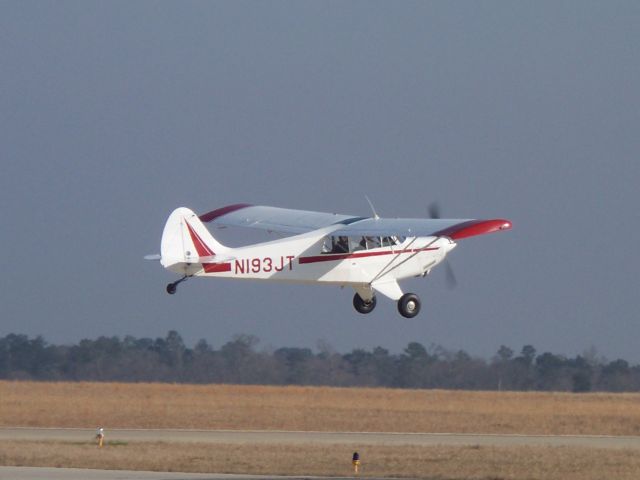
353, 293, 377, 314
397, 293, 421, 318
166, 276, 189, 295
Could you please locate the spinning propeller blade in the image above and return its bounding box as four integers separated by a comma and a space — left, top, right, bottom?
428, 202, 441, 219
429, 202, 457, 289
444, 258, 458, 289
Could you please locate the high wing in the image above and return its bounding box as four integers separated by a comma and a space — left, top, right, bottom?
199, 204, 357, 234
199, 204, 512, 240
331, 217, 512, 239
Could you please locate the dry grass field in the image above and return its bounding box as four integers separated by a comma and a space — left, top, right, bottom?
2, 380, 640, 435
3, 381, 640, 479
2, 440, 640, 480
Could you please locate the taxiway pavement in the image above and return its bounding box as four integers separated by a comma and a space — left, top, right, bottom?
1, 427, 640, 449
0, 466, 383, 480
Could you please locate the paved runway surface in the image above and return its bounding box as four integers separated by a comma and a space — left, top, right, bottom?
0, 466, 380, 480
3, 429, 640, 480
2, 427, 640, 449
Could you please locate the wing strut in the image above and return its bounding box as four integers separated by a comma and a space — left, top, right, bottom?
370, 236, 440, 283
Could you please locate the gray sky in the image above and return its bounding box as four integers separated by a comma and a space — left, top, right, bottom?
1, 1, 639, 362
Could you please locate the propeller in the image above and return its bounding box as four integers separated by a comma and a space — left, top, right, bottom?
443, 258, 458, 289
428, 202, 457, 289
428, 202, 441, 220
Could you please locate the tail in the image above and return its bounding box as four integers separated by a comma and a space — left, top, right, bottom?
160, 207, 230, 272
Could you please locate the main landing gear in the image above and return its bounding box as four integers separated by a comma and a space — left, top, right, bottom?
353, 293, 377, 314
352, 292, 422, 318
166, 275, 190, 294
397, 293, 421, 318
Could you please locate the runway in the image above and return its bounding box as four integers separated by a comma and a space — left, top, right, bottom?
3, 429, 640, 480
2, 427, 640, 449
0, 466, 373, 480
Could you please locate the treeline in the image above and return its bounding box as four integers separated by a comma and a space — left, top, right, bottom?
0, 331, 638, 392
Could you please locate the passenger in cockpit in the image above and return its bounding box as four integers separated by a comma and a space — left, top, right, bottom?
334, 236, 349, 253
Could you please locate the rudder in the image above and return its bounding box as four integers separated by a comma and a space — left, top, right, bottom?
160, 207, 229, 271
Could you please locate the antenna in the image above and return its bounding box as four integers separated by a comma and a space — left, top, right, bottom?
364, 195, 380, 220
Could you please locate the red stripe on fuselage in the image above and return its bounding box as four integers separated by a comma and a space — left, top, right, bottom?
203, 263, 231, 273
299, 247, 439, 264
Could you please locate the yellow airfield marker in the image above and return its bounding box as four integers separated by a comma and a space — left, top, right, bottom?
95, 427, 104, 448
352, 451, 361, 474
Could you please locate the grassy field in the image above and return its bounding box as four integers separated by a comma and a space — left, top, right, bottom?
2, 440, 640, 480
2, 380, 640, 435
3, 381, 640, 479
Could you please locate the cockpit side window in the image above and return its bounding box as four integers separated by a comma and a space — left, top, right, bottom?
365, 236, 381, 249
321, 235, 405, 254
351, 236, 366, 252
321, 236, 333, 253
392, 235, 406, 245
332, 236, 349, 253
322, 236, 349, 253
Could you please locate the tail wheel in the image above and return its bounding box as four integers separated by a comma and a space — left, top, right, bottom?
353, 293, 377, 314
398, 293, 421, 318
166, 275, 189, 295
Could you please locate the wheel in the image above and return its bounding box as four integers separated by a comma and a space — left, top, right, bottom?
397, 293, 421, 318
353, 293, 377, 314
166, 283, 177, 295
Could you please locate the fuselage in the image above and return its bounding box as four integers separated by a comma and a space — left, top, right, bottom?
172, 229, 456, 287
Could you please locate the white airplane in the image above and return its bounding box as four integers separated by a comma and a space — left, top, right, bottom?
149, 203, 512, 318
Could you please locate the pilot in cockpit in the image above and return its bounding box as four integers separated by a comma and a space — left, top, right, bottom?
334, 236, 349, 253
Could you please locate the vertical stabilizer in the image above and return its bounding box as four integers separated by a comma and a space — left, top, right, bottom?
160, 207, 229, 270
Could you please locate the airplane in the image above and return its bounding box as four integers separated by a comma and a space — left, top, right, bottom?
148, 203, 512, 318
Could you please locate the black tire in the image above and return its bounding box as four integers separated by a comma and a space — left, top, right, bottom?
166, 283, 177, 295
353, 293, 376, 314
398, 293, 421, 318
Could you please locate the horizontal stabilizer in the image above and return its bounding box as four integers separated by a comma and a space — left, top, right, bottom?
144, 254, 161, 261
